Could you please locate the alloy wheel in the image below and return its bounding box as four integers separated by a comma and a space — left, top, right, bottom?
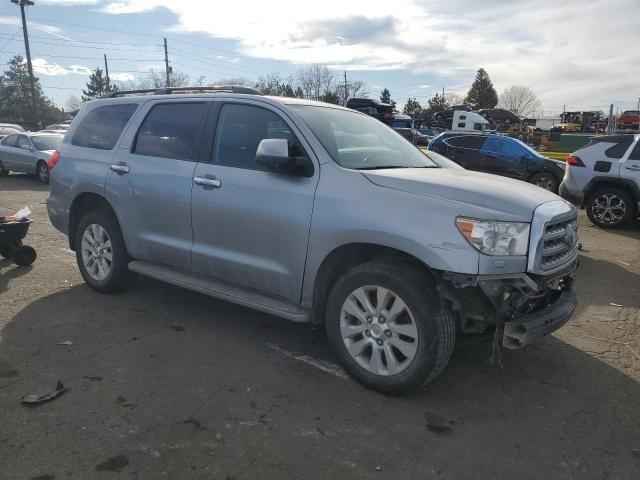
37, 163, 49, 183
340, 285, 419, 376
535, 176, 555, 191
81, 224, 113, 281
592, 193, 626, 224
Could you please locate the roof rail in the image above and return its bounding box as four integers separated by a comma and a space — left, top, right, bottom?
103, 85, 263, 98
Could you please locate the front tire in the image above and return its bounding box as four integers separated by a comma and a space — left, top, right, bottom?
326, 261, 455, 394
0, 160, 8, 176
75, 209, 132, 293
586, 186, 635, 228
530, 171, 559, 193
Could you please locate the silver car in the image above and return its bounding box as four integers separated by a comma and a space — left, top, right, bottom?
47, 87, 579, 394
0, 132, 63, 183
0, 123, 25, 136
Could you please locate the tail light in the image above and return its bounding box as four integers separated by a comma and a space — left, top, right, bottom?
47, 150, 60, 171
566, 155, 585, 167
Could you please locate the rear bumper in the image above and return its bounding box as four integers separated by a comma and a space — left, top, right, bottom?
503, 287, 577, 349
559, 182, 584, 207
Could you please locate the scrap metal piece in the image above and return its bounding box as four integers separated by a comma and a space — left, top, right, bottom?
20, 380, 67, 406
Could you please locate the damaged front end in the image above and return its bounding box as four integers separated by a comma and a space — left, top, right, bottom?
437, 260, 578, 355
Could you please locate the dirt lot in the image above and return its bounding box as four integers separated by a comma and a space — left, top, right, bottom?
1, 173, 639, 480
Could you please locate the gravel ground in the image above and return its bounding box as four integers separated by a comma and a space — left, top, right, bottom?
1, 172, 639, 480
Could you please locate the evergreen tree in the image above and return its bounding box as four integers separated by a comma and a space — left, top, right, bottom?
294, 86, 304, 98
379, 88, 397, 109
82, 68, 116, 101
0, 55, 60, 127
465, 68, 498, 108
425, 93, 449, 115
402, 97, 422, 117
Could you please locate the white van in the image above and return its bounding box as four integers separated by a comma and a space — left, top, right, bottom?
451, 111, 489, 132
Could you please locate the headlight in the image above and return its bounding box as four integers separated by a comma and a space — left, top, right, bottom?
456, 217, 530, 256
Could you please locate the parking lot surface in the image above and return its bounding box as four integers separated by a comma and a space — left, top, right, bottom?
1, 173, 639, 480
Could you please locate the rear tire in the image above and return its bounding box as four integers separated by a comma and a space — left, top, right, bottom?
325, 261, 455, 394
75, 209, 132, 293
586, 186, 635, 228
530, 171, 559, 193
36, 160, 49, 184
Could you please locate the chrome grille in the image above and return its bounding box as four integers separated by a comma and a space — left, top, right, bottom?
539, 216, 578, 272
528, 201, 579, 276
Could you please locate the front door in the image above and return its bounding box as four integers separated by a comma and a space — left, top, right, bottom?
620, 138, 640, 198
191, 100, 319, 303
105, 100, 209, 271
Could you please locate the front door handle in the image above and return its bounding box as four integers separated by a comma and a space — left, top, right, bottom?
624, 165, 640, 171
110, 163, 130, 174
194, 176, 221, 188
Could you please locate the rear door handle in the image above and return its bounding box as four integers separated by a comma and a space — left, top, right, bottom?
194, 176, 221, 188
625, 165, 640, 171
110, 163, 130, 174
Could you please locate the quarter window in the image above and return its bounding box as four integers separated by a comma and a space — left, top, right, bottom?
212, 103, 307, 171
72, 103, 138, 150
629, 141, 640, 161
605, 137, 634, 159
134, 102, 206, 160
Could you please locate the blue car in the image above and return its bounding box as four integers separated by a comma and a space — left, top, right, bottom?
428, 132, 565, 192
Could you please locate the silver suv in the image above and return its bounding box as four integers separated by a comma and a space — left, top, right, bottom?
560, 134, 640, 227
47, 86, 579, 393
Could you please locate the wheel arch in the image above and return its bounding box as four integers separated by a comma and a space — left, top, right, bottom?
311, 243, 433, 325
68, 193, 121, 251
583, 177, 640, 208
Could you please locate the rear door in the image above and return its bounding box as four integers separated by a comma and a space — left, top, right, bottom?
619, 137, 640, 190
105, 100, 209, 271
444, 135, 485, 170
191, 100, 319, 303
12, 135, 36, 173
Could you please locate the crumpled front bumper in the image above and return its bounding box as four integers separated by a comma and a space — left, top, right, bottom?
503, 287, 577, 349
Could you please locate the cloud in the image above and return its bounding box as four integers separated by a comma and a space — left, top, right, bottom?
31, 58, 91, 76
214, 55, 240, 64
45, 0, 640, 109
110, 72, 135, 81
418, 85, 431, 89
0, 16, 63, 34
39, 0, 100, 5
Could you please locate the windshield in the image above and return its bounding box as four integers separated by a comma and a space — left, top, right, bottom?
290, 105, 438, 170
31, 135, 62, 151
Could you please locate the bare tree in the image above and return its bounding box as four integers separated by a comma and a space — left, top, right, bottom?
336, 79, 369, 105
64, 95, 82, 112
444, 92, 465, 105
499, 85, 542, 117
297, 64, 335, 101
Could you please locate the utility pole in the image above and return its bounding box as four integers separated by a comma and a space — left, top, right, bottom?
163, 37, 170, 87
343, 71, 348, 106
609, 104, 614, 134
637, 97, 639, 112
11, 0, 38, 128
103, 54, 110, 91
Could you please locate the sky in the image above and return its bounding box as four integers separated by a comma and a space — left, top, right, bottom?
0, 0, 638, 115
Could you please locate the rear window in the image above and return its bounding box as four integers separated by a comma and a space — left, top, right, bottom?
31, 135, 62, 151
72, 103, 138, 150
134, 102, 206, 160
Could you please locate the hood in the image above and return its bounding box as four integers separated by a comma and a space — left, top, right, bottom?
362, 168, 562, 221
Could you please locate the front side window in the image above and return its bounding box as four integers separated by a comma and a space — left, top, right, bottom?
212, 103, 307, 171
72, 103, 138, 150
1, 134, 18, 147
291, 105, 437, 170
134, 102, 206, 160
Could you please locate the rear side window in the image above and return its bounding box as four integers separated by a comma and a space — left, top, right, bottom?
72, 104, 138, 150
605, 137, 634, 159
446, 135, 484, 149
134, 102, 206, 160
497, 138, 526, 156
629, 141, 640, 160
16, 135, 31, 149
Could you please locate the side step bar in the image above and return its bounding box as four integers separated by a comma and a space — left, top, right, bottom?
128, 260, 310, 323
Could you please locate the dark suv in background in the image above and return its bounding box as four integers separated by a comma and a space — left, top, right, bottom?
345, 98, 393, 125
428, 132, 565, 192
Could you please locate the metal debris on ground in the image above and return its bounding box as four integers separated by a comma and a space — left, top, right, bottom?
609, 303, 623, 307
57, 340, 73, 346
20, 380, 67, 406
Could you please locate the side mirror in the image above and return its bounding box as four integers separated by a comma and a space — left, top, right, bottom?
255, 138, 312, 176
